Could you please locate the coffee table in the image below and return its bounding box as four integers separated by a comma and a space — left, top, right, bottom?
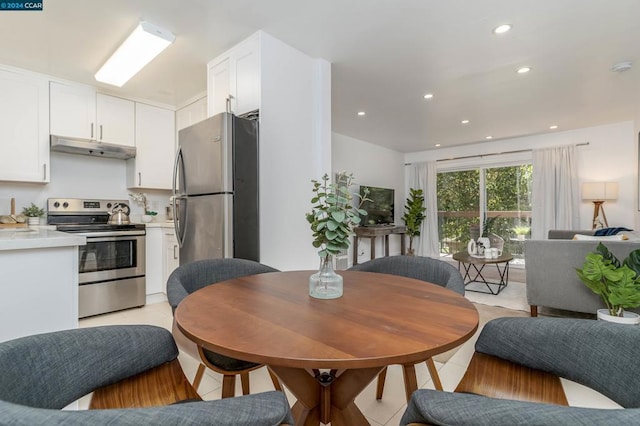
453, 251, 513, 295
175, 270, 478, 426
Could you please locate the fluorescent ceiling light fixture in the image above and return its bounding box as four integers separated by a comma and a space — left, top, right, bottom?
517, 66, 531, 74
461, 119, 470, 124
357, 111, 366, 116
435, 143, 441, 147
549, 125, 559, 129
95, 21, 175, 87
423, 93, 434, 99
493, 24, 512, 34
485, 136, 493, 139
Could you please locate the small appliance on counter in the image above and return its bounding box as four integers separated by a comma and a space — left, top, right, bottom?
47, 198, 146, 318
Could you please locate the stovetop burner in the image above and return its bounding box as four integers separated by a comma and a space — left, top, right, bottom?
47, 198, 145, 234
56, 223, 146, 233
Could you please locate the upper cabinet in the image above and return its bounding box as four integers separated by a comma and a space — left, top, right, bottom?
0, 67, 49, 183
50, 82, 135, 147
207, 33, 260, 117
127, 103, 176, 190
176, 96, 207, 131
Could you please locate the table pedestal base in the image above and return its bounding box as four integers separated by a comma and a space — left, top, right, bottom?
459, 261, 510, 295
269, 365, 382, 426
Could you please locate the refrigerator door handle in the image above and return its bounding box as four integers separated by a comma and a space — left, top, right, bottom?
172, 145, 185, 196
173, 195, 187, 248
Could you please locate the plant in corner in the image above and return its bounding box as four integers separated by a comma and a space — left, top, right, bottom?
402, 188, 426, 256
129, 193, 157, 223
576, 242, 640, 321
306, 172, 368, 299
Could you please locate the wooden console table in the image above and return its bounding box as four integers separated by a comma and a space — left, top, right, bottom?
352, 225, 406, 265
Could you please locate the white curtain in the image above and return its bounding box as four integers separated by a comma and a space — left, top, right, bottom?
409, 162, 440, 257
531, 145, 580, 240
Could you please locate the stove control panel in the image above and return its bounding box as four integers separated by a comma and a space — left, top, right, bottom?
47, 198, 128, 214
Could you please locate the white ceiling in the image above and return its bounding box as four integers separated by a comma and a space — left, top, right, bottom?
1, 0, 639, 153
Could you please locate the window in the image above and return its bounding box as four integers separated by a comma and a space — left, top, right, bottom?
437, 164, 532, 263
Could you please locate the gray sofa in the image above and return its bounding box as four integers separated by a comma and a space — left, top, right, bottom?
525, 230, 640, 316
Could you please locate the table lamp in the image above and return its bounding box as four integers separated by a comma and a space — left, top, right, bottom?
582, 182, 618, 229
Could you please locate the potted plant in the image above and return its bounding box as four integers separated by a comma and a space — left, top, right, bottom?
129, 193, 158, 223
402, 188, 426, 256
306, 172, 368, 299
513, 225, 530, 241
576, 242, 640, 324
22, 203, 45, 226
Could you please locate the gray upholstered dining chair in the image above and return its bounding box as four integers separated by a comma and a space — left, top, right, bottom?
167, 258, 282, 398
401, 317, 640, 426
0, 324, 293, 426
349, 255, 465, 399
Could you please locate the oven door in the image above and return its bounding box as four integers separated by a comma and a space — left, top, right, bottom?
78, 234, 145, 284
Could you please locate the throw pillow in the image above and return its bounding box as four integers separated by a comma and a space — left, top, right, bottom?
594, 227, 633, 236
572, 234, 627, 241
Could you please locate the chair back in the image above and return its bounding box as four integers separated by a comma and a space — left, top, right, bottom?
477, 317, 640, 408
0, 326, 177, 410
349, 255, 465, 295
167, 258, 279, 313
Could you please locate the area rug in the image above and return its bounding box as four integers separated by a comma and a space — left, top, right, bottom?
464, 281, 529, 312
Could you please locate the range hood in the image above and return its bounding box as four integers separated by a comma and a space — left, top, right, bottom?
50, 135, 136, 160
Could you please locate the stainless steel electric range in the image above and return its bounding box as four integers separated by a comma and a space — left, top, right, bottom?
47, 198, 146, 318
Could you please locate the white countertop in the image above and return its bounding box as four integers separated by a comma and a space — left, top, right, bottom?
143, 221, 175, 229
0, 227, 86, 251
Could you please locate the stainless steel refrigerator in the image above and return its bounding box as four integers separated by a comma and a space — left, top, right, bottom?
172, 112, 259, 265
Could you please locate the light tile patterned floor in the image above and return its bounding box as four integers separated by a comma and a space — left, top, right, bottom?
79, 300, 619, 425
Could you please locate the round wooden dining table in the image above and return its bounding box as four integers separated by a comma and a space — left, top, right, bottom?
175, 270, 478, 426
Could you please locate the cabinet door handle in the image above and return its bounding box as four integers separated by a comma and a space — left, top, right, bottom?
99, 124, 103, 140
173, 245, 178, 260
43, 164, 46, 181
90, 123, 94, 138
138, 172, 141, 186
226, 95, 235, 113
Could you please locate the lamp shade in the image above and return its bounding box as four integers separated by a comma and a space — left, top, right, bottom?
582, 182, 619, 201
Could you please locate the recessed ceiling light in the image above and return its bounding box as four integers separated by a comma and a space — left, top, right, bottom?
517, 66, 531, 74
357, 111, 366, 116
493, 24, 512, 34
461, 119, 470, 124
435, 143, 441, 147
549, 125, 558, 129
485, 136, 493, 140
423, 93, 434, 99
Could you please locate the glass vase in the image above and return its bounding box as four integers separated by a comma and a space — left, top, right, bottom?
309, 255, 343, 299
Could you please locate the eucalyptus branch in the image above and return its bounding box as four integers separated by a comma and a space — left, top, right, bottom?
306, 173, 369, 258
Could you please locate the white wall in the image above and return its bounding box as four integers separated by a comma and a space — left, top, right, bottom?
0, 152, 172, 220
405, 121, 636, 231
259, 32, 331, 270
332, 132, 405, 264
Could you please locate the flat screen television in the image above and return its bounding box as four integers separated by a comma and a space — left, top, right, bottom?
359, 185, 395, 226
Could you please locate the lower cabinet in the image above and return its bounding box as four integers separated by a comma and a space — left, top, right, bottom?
145, 226, 180, 297
164, 229, 180, 283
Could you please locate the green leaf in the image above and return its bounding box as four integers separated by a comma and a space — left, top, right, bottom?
331, 211, 345, 222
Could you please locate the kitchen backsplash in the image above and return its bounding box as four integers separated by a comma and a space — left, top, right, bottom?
0, 152, 172, 220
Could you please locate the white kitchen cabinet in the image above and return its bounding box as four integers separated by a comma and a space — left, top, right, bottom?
96, 93, 135, 147
145, 226, 179, 297
207, 33, 260, 116
164, 229, 179, 283
50, 81, 135, 146
0, 67, 49, 183
145, 227, 163, 296
127, 103, 176, 190
176, 96, 207, 131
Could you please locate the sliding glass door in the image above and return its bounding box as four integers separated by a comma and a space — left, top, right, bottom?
437, 164, 532, 262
